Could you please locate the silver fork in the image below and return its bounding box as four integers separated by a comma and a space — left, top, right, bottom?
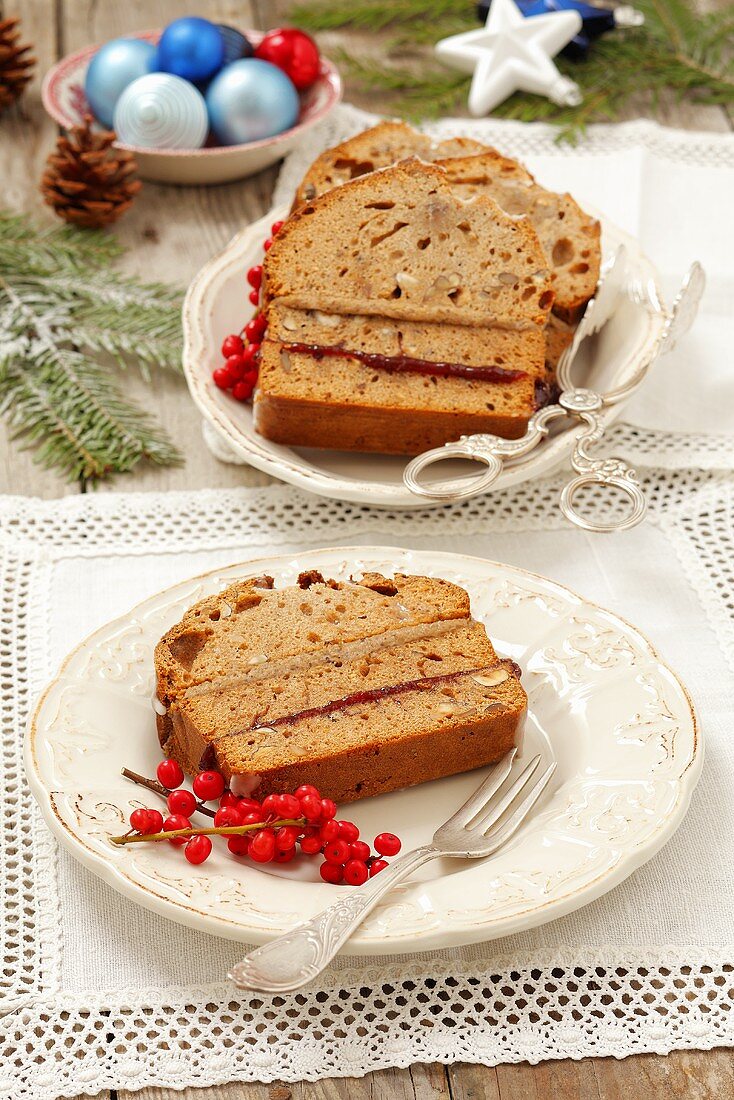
229, 749, 556, 992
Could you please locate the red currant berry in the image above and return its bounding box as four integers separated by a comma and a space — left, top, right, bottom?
320, 861, 343, 884
275, 793, 301, 819
295, 784, 321, 801
238, 797, 262, 815
241, 810, 265, 827
146, 809, 164, 834
214, 805, 242, 828
374, 832, 401, 856
130, 808, 152, 833
185, 835, 212, 865
249, 829, 276, 863
337, 820, 359, 843
193, 770, 225, 802
246, 264, 263, 289
323, 839, 350, 865
274, 847, 296, 863
213, 367, 234, 390
319, 820, 339, 844
162, 814, 191, 846
221, 334, 244, 358
232, 379, 255, 402
369, 858, 389, 877
349, 840, 371, 862
319, 798, 337, 821
167, 788, 197, 817
241, 342, 260, 367
263, 237, 274, 251
271, 220, 285, 236
261, 793, 280, 818
299, 834, 322, 855
248, 289, 260, 306
300, 794, 322, 822
228, 835, 250, 856
157, 759, 184, 790
343, 859, 369, 886
219, 790, 239, 808
275, 825, 299, 850
245, 315, 267, 343
225, 354, 246, 380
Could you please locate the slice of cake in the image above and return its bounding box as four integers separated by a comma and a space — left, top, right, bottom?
437, 152, 600, 324
293, 119, 489, 207
154, 571, 527, 803
255, 159, 553, 453
294, 122, 601, 323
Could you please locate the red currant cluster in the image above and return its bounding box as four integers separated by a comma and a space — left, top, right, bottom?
212, 220, 284, 402
123, 758, 402, 885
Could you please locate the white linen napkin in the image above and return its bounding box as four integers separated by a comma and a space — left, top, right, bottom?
3, 468, 734, 1096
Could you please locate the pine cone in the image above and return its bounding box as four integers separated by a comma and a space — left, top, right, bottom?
0, 17, 35, 110
41, 115, 142, 228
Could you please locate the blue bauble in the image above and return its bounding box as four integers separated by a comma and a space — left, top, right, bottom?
84, 37, 156, 128
156, 17, 225, 83
206, 59, 299, 146
114, 73, 209, 150
217, 25, 254, 66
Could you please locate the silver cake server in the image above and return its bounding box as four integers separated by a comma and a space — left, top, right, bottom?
403, 250, 705, 532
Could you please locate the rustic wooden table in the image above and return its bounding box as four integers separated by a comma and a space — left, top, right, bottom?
4, 0, 732, 1096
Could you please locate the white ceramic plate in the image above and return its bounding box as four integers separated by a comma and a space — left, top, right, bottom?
26, 547, 700, 953
42, 31, 342, 185
182, 206, 667, 508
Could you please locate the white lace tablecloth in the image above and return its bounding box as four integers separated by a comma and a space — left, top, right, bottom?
2, 467, 734, 1097
205, 105, 734, 472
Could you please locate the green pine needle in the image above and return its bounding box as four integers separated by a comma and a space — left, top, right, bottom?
298, 0, 734, 136
0, 211, 184, 483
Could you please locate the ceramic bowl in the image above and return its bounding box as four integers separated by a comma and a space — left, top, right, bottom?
42, 29, 342, 185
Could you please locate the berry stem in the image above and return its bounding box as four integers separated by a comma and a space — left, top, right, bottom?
121, 766, 216, 818
110, 818, 306, 846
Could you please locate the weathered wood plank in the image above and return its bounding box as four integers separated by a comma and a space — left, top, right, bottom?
0, 0, 82, 497
116, 1062, 453, 1099
56, 0, 274, 496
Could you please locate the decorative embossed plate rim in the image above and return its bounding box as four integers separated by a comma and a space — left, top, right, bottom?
182, 208, 666, 507
26, 548, 701, 953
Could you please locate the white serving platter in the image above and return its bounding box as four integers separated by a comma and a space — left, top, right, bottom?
182, 205, 667, 507
26, 547, 700, 954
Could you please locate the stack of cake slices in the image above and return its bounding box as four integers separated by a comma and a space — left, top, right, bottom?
293, 120, 601, 326
255, 159, 556, 454
154, 572, 527, 803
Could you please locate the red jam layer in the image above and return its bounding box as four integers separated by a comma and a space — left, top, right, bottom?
228, 661, 517, 737
199, 660, 520, 768
282, 342, 528, 384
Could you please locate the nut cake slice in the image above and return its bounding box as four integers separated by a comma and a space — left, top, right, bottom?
154, 572, 527, 803
255, 159, 553, 452
294, 121, 600, 323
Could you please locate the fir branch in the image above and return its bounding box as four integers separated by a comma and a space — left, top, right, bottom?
302, 0, 734, 135
293, 0, 460, 33
0, 211, 184, 482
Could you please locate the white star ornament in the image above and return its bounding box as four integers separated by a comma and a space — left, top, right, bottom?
435, 0, 583, 117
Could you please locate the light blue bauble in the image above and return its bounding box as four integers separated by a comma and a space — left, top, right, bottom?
84, 37, 156, 128
205, 59, 299, 146
155, 17, 225, 83
113, 73, 208, 150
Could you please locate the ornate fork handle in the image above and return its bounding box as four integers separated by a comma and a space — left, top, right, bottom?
229, 846, 439, 993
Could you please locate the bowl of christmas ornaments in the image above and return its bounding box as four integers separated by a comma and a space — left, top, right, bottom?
42, 17, 342, 185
